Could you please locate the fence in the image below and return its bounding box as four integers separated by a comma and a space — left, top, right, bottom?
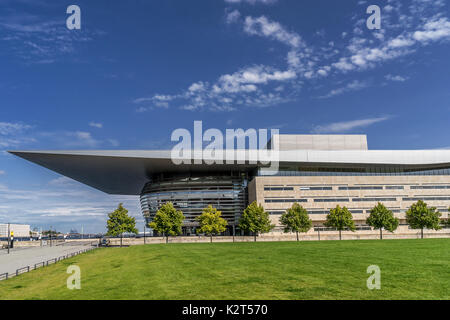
0, 245, 97, 281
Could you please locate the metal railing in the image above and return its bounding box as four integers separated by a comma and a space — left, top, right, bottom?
0, 245, 97, 281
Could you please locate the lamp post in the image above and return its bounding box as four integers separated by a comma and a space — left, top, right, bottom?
7, 223, 10, 254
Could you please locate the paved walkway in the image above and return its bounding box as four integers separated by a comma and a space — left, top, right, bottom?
0, 241, 95, 277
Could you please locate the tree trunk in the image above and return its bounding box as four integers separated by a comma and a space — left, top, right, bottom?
380, 228, 383, 240
318, 229, 320, 241
120, 233, 123, 247
339, 230, 342, 240
296, 231, 299, 242
166, 235, 168, 244
254, 232, 257, 242
421, 228, 424, 239
210, 235, 212, 243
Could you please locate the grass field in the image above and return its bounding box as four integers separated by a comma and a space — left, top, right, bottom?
0, 239, 449, 300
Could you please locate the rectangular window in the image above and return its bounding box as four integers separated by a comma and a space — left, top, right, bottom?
265, 199, 307, 203
403, 197, 450, 201
352, 198, 397, 202
301, 186, 333, 191
410, 186, 450, 190
314, 198, 349, 202
264, 187, 294, 191
339, 186, 383, 190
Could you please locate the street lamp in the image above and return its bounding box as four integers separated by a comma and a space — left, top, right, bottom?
7, 223, 10, 254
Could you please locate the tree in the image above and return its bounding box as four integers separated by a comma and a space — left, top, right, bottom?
196, 205, 228, 242
406, 200, 442, 239
280, 203, 312, 241
446, 207, 450, 227
366, 202, 399, 239
106, 203, 138, 247
149, 202, 185, 243
324, 205, 356, 240
238, 201, 274, 241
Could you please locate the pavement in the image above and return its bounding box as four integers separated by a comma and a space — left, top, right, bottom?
0, 241, 96, 278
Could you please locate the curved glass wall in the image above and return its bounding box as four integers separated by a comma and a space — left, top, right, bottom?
140, 173, 248, 235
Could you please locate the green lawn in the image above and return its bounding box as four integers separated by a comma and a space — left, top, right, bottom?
0, 239, 449, 300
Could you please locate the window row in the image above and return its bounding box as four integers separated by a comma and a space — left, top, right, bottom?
265, 199, 308, 203
265, 197, 450, 203
410, 186, 450, 190
265, 185, 450, 191
403, 197, 450, 201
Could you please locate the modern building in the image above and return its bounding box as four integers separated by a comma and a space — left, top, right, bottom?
0, 224, 31, 238
9, 134, 450, 236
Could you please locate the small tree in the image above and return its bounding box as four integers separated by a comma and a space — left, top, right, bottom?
324, 205, 356, 240
239, 201, 274, 241
280, 203, 312, 241
446, 207, 450, 227
366, 202, 399, 239
106, 203, 138, 247
149, 202, 185, 243
406, 200, 442, 239
196, 205, 228, 242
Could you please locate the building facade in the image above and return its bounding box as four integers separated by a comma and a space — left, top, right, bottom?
0, 224, 31, 238
10, 134, 450, 236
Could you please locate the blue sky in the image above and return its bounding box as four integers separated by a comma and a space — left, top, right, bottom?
0, 0, 449, 233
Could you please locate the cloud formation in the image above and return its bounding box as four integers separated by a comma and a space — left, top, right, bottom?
311, 116, 391, 134
135, 0, 450, 112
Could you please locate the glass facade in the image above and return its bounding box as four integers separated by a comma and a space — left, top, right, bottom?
140, 172, 248, 235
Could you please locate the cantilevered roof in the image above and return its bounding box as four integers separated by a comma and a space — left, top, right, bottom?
9, 149, 450, 195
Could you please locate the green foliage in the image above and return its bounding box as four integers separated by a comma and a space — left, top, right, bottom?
149, 202, 185, 236
366, 202, 399, 233
324, 205, 356, 232
406, 200, 442, 231
106, 203, 138, 236
280, 203, 312, 234
238, 201, 274, 235
196, 205, 228, 236
446, 207, 450, 226
42, 230, 58, 236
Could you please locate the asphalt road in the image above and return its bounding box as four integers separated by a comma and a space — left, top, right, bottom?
0, 241, 95, 278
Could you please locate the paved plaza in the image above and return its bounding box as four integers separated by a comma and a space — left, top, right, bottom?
0, 241, 95, 278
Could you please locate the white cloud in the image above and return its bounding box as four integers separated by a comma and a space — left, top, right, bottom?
385, 74, 409, 82
413, 17, 450, 42
225, 9, 241, 24
0, 122, 32, 135
312, 116, 391, 134
0, 13, 103, 63
0, 181, 141, 233
135, 0, 450, 111
89, 122, 103, 128
319, 80, 369, 99
243, 16, 303, 48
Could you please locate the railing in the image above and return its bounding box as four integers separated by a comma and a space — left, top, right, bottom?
0, 245, 97, 281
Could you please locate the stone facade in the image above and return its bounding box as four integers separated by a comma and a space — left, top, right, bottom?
249, 175, 450, 233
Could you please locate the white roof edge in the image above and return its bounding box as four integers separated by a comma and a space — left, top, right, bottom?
9, 149, 450, 166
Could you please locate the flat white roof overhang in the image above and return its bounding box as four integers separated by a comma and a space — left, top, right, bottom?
9, 150, 450, 195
